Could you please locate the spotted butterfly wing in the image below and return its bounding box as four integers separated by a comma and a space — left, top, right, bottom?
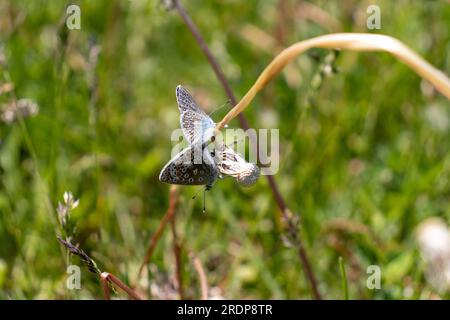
159, 144, 218, 190
176, 85, 215, 145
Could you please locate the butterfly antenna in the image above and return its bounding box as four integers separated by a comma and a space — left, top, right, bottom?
208, 99, 231, 117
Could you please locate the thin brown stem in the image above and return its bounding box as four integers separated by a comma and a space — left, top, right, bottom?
57, 236, 140, 299
170, 209, 184, 299
100, 273, 111, 300
189, 250, 209, 300
138, 185, 179, 278
101, 272, 142, 300
172, 0, 321, 300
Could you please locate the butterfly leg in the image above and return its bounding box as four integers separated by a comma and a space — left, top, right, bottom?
202, 188, 206, 213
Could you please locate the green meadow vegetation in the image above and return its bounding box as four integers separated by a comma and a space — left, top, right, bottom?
0, 0, 449, 299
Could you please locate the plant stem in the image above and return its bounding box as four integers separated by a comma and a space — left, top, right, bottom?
138, 185, 179, 278
100, 273, 112, 300
102, 272, 142, 300
170, 207, 184, 299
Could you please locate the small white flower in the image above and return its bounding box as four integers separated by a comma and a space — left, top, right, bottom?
58, 191, 80, 227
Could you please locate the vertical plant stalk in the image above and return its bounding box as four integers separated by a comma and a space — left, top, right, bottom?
138, 185, 179, 278
170, 207, 184, 299
1, 67, 57, 229
172, 0, 322, 300
101, 272, 142, 300
338, 257, 349, 300
189, 250, 209, 300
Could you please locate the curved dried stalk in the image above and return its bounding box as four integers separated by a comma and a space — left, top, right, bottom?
215, 33, 450, 132
172, 0, 322, 299
138, 185, 179, 278
189, 250, 209, 300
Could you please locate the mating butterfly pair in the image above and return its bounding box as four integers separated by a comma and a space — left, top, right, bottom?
159, 86, 259, 190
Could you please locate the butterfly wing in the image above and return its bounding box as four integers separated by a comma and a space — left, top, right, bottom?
176, 85, 215, 144
159, 145, 218, 186
215, 144, 260, 187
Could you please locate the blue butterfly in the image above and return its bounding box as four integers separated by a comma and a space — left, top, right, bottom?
159, 85, 260, 190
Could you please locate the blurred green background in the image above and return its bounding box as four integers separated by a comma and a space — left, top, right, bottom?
0, 0, 449, 299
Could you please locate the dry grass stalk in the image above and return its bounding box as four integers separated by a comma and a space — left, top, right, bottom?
172, 0, 322, 299
170, 204, 184, 299
138, 185, 179, 278
101, 272, 142, 300
189, 250, 209, 300
58, 236, 142, 300
215, 33, 450, 132
100, 273, 112, 300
